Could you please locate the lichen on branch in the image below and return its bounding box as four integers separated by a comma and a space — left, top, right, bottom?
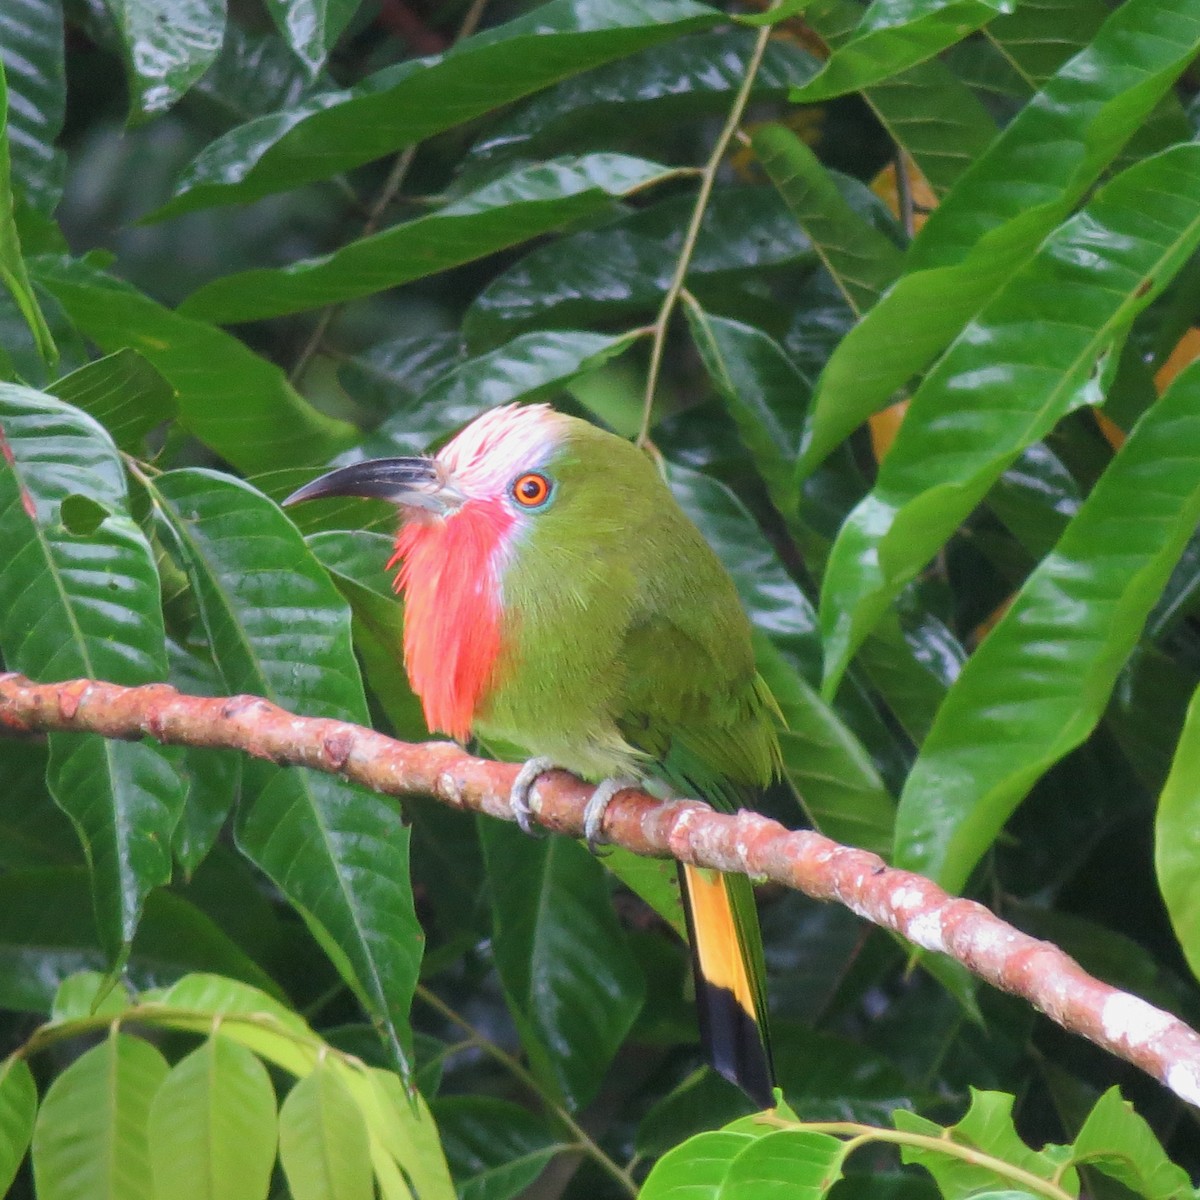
2, 670, 1198, 1109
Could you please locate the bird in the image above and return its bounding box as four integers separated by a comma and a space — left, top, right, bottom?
285, 403, 781, 1107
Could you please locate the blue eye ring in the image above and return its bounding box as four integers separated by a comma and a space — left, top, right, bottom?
511, 471, 554, 509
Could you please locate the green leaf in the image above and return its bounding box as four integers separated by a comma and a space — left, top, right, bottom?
180, 155, 681, 323
156, 0, 722, 217
240, 740, 401, 919
668, 464, 821, 683
751, 124, 905, 317
755, 636, 894, 855
340, 1068, 455, 1200
46, 733, 186, 961
805, 0, 997, 196
0, 739, 79, 869
0, 385, 180, 960
467, 30, 818, 165
48, 349, 177, 452
464, 187, 813, 348
683, 304, 810, 519
916, 0, 1200, 275
148, 1037, 278, 1200
790, 0, 1014, 102
867, 62, 998, 198
432, 1096, 558, 1200
1156, 682, 1200, 986
858, 609, 958, 748
821, 143, 1200, 693
32, 1032, 169, 1200
893, 357, 1200, 889
895, 1090, 1071, 1199
801, 0, 1200, 472
654, 381, 944, 791
1106, 641, 1194, 795
152, 469, 422, 1072
148, 973, 321, 1078
336, 332, 465, 421
263, 0, 358, 75
1147, 529, 1200, 642
833, 1173, 940, 1200
278, 1063, 373, 1200
359, 330, 642, 458
104, 0, 224, 119
306, 530, 427, 740
982, 0, 1110, 89
638, 1130, 758, 1198
0, 869, 284, 1012
988, 441, 1081, 560
722, 1129, 846, 1197
479, 820, 645, 1109
50, 969, 132, 1022
188, 23, 329, 122
30, 255, 357, 473
0, 0, 66, 213
944, 38, 1028, 104
0, 1057, 35, 1196
603, 848, 687, 939
0, 62, 55, 363
635, 1070, 757, 1160
1068, 1088, 1192, 1199
162, 637, 244, 862
960, 1194, 1042, 1199
734, 0, 817, 24
771, 1026, 916, 1124
167, 642, 242, 877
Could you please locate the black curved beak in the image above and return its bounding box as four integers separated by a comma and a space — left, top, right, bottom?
283, 457, 462, 514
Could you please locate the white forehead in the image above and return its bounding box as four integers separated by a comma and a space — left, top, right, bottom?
437, 404, 568, 495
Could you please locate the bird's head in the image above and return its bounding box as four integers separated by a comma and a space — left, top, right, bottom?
283, 403, 573, 526
283, 404, 597, 741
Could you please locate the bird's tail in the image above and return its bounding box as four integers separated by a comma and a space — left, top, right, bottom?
679, 863, 774, 1107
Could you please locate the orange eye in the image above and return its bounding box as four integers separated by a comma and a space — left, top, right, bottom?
511, 472, 553, 508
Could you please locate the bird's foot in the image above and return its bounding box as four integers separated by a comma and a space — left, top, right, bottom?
583, 776, 638, 854
509, 756, 557, 836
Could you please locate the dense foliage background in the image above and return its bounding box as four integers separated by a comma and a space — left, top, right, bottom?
2, 0, 1200, 1194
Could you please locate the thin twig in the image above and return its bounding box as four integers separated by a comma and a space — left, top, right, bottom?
415, 984, 638, 1196
290, 307, 338, 384
454, 0, 491, 42
290, 0, 491, 384
636, 17, 777, 445
895, 148, 914, 240
290, 141, 422, 384
757, 1117, 1076, 1200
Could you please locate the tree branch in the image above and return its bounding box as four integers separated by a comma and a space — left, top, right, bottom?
3, 671, 1199, 1110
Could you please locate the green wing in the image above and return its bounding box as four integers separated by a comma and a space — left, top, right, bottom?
613, 616, 780, 1105
615, 615, 782, 801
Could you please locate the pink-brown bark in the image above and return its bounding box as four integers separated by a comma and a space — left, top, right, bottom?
2, 671, 1198, 1108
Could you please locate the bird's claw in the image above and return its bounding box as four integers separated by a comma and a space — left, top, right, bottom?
583, 777, 637, 854
509, 757, 556, 836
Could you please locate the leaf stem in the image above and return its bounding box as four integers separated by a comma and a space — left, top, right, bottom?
415, 984, 638, 1197
895, 148, 914, 240
636, 14, 776, 446
757, 1115, 1077, 1200
18, 1003, 328, 1064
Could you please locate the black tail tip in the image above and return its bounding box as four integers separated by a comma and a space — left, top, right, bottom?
698, 981, 775, 1109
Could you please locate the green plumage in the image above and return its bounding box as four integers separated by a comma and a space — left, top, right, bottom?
474, 416, 780, 1103
286, 406, 781, 1105
475, 417, 782, 794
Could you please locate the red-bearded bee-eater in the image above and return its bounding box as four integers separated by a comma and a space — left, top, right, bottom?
285, 403, 781, 1107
